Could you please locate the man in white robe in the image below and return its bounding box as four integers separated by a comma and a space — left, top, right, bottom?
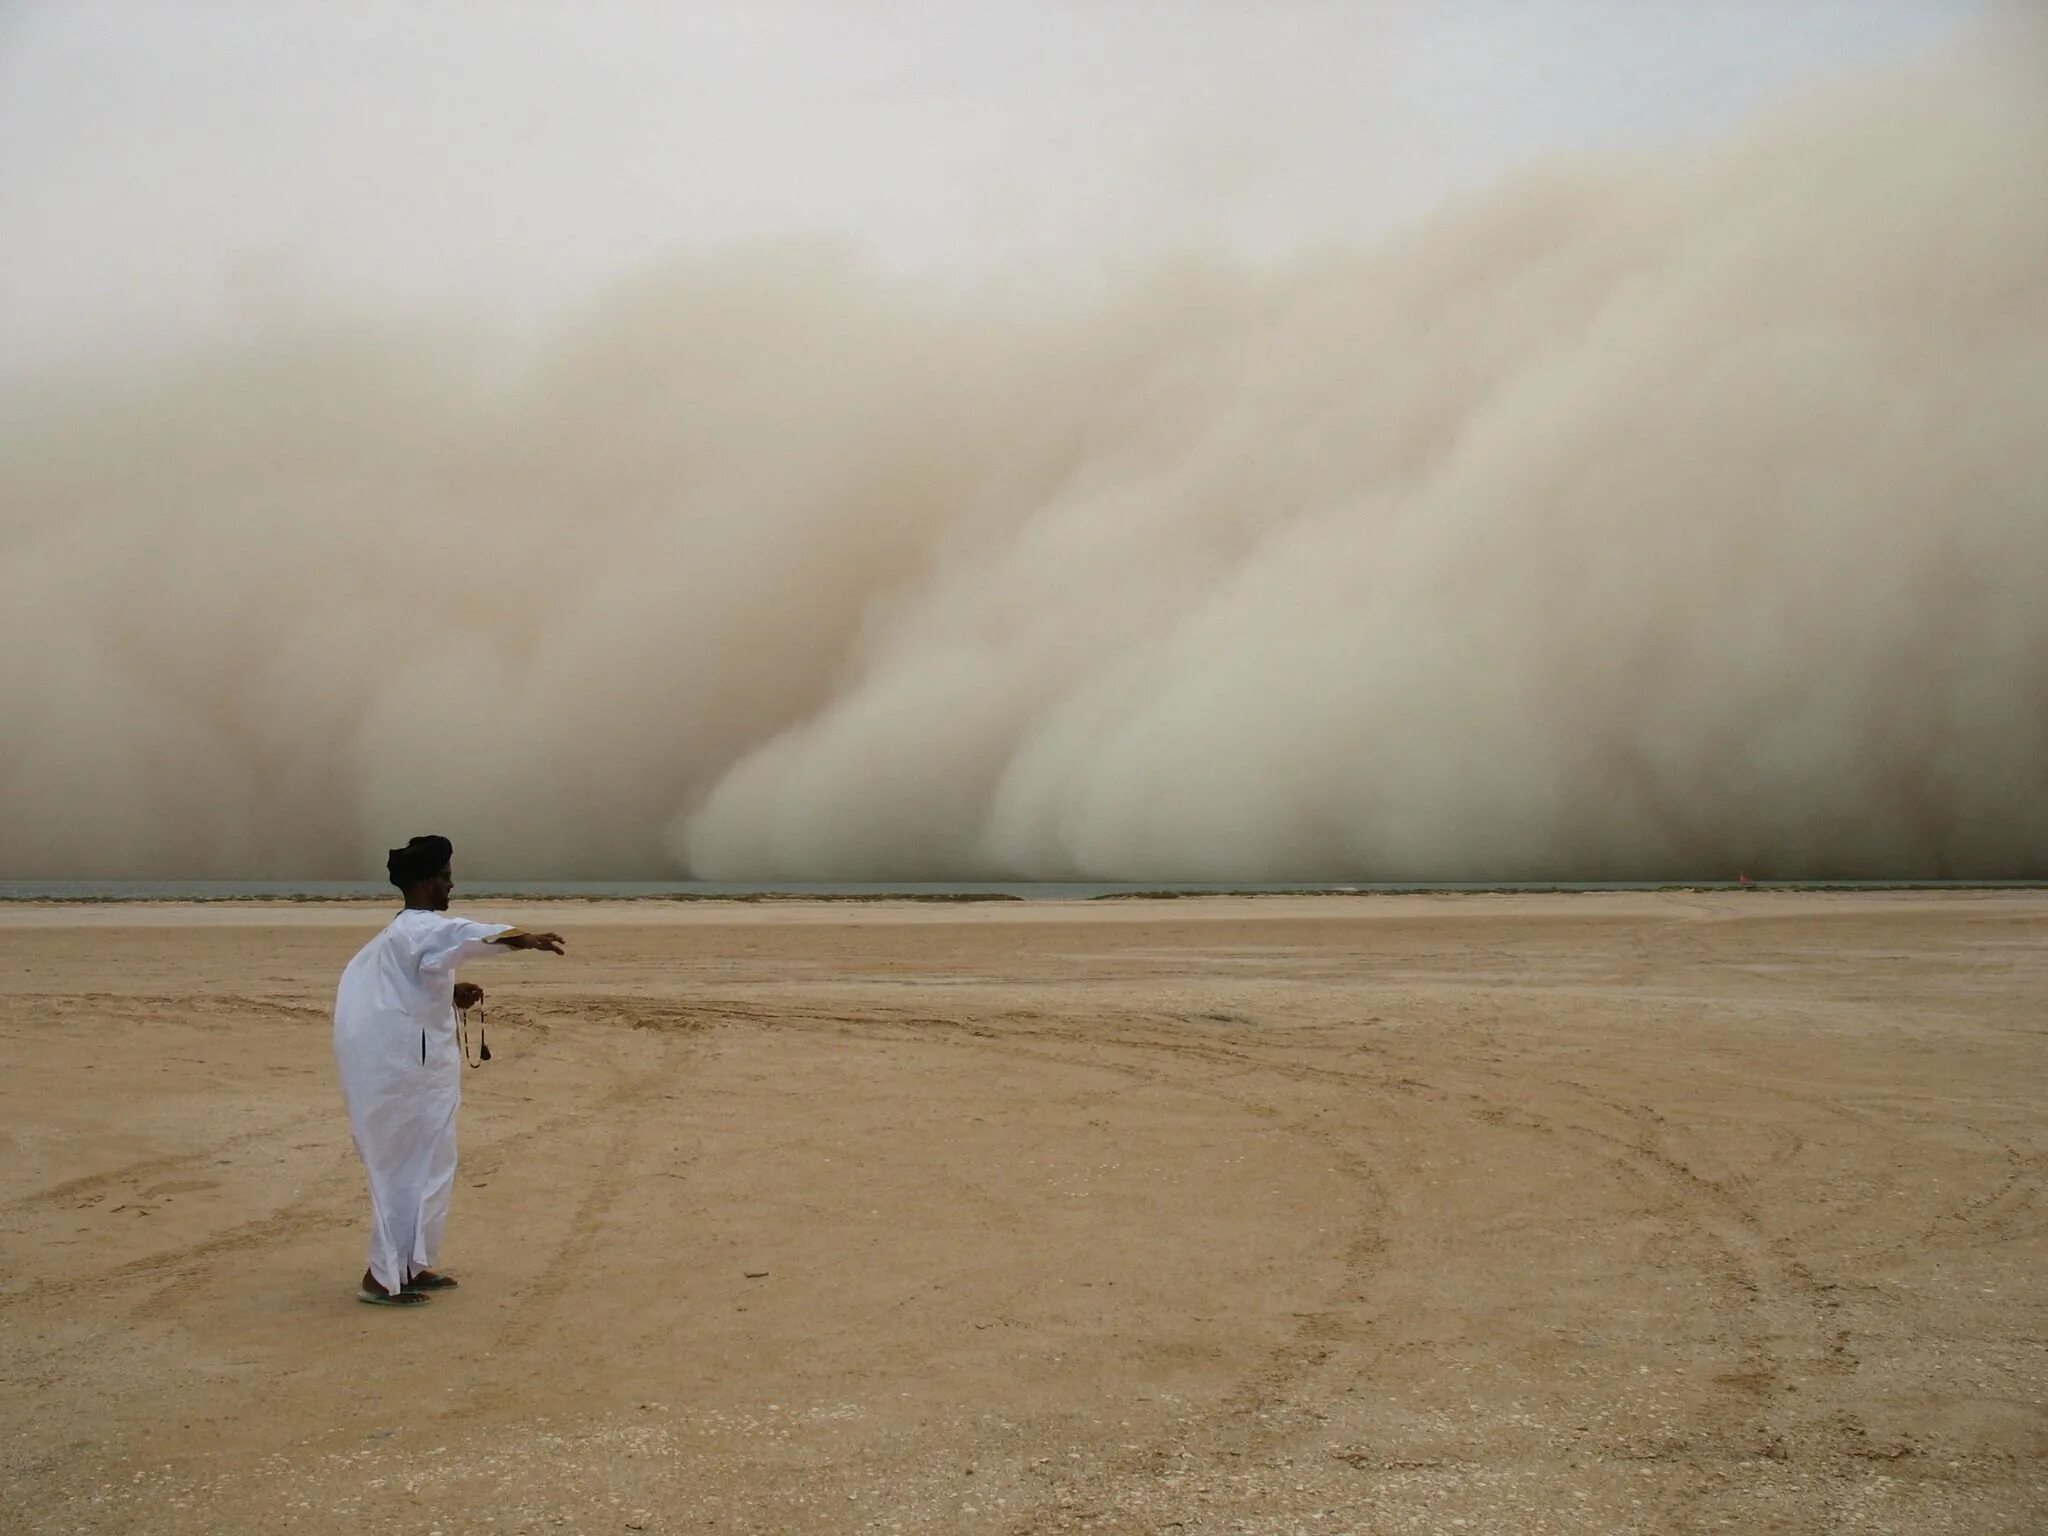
334, 835, 564, 1306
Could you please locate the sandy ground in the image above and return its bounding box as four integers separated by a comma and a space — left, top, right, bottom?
0, 893, 2043, 1536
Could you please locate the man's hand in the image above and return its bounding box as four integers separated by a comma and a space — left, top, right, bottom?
453, 982, 484, 1010
498, 930, 566, 954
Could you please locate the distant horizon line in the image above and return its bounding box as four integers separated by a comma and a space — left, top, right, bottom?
4, 877, 2044, 904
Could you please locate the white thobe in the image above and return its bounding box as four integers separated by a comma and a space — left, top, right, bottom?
333, 908, 514, 1294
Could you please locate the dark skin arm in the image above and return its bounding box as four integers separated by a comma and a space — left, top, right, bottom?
488, 929, 566, 954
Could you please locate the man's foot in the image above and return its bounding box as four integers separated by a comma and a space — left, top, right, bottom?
404, 1269, 459, 1292
357, 1271, 428, 1306
357, 1287, 429, 1306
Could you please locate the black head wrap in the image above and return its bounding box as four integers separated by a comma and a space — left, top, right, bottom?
386, 835, 453, 890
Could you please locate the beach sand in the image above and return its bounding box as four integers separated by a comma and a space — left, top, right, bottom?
1, 893, 2043, 1534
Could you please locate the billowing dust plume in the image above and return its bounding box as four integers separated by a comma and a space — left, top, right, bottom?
3, 25, 2045, 881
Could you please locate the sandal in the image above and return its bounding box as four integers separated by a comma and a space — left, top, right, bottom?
405, 1270, 459, 1292
358, 1287, 430, 1306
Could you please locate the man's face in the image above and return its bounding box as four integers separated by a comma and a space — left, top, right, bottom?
426, 864, 454, 911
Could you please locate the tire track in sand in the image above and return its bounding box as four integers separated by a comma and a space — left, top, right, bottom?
778, 1009, 1408, 1536
0, 1016, 691, 1316
482, 1014, 703, 1360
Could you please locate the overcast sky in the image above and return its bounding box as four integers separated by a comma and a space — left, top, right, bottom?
0, 0, 1990, 362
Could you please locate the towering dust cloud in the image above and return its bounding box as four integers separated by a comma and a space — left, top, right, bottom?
3, 25, 2045, 881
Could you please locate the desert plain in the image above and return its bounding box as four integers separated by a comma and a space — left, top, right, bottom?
1, 892, 2043, 1535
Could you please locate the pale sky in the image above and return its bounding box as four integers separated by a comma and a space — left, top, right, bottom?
0, 0, 1990, 363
